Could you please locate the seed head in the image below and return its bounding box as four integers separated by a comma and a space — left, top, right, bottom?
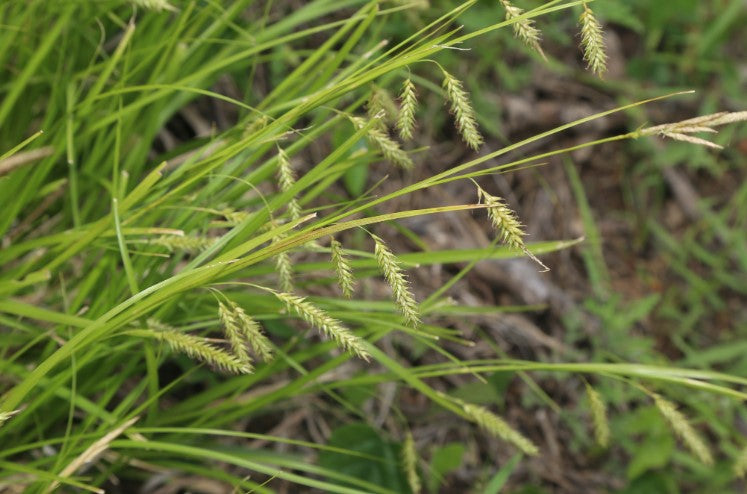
652, 393, 713, 465
585, 383, 610, 448
153, 329, 252, 375
274, 291, 370, 361
219, 301, 252, 365
331, 238, 356, 298
579, 3, 607, 77
132, 0, 177, 12
351, 116, 414, 169
371, 234, 420, 327
277, 148, 302, 221
222, 301, 273, 363
367, 85, 397, 130
151, 235, 214, 253
639, 111, 747, 150
441, 71, 483, 150
462, 403, 538, 456
402, 431, 421, 494
476, 185, 548, 271
396, 78, 418, 141
499, 0, 545, 58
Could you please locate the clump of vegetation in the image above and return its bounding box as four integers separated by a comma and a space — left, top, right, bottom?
0, 1, 745, 492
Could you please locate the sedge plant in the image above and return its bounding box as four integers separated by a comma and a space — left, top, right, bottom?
0, 0, 746, 492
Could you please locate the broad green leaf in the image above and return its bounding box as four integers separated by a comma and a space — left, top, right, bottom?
319, 423, 409, 492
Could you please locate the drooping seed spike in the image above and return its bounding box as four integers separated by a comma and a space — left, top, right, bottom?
371, 234, 420, 327
499, 0, 545, 59
402, 431, 421, 494
462, 403, 539, 456
131, 0, 177, 12
275, 249, 294, 293
585, 383, 610, 448
150, 235, 215, 253
331, 238, 356, 298
277, 147, 302, 221
219, 301, 252, 365
652, 393, 713, 465
351, 116, 414, 169
441, 71, 483, 150
579, 3, 607, 77
396, 78, 418, 141
274, 291, 370, 361
153, 329, 252, 375
476, 185, 548, 271
228, 301, 274, 362
367, 85, 397, 130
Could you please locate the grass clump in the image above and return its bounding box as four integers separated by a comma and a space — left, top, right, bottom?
0, 0, 745, 492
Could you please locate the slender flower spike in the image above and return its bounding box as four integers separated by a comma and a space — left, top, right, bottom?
274, 291, 370, 361
579, 3, 607, 77
371, 234, 420, 326
476, 185, 549, 271
151, 235, 214, 253
402, 432, 421, 494
228, 301, 274, 362
276, 147, 302, 221
0, 410, 20, 429
396, 78, 418, 141
219, 302, 251, 365
132, 0, 177, 11
153, 329, 252, 375
652, 393, 713, 465
147, 318, 174, 332
221, 208, 249, 226
351, 116, 414, 169
499, 0, 545, 59
462, 403, 539, 456
330, 238, 356, 298
734, 446, 747, 478
585, 383, 610, 448
441, 71, 483, 150
639, 111, 747, 150
367, 85, 396, 129
275, 245, 295, 293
